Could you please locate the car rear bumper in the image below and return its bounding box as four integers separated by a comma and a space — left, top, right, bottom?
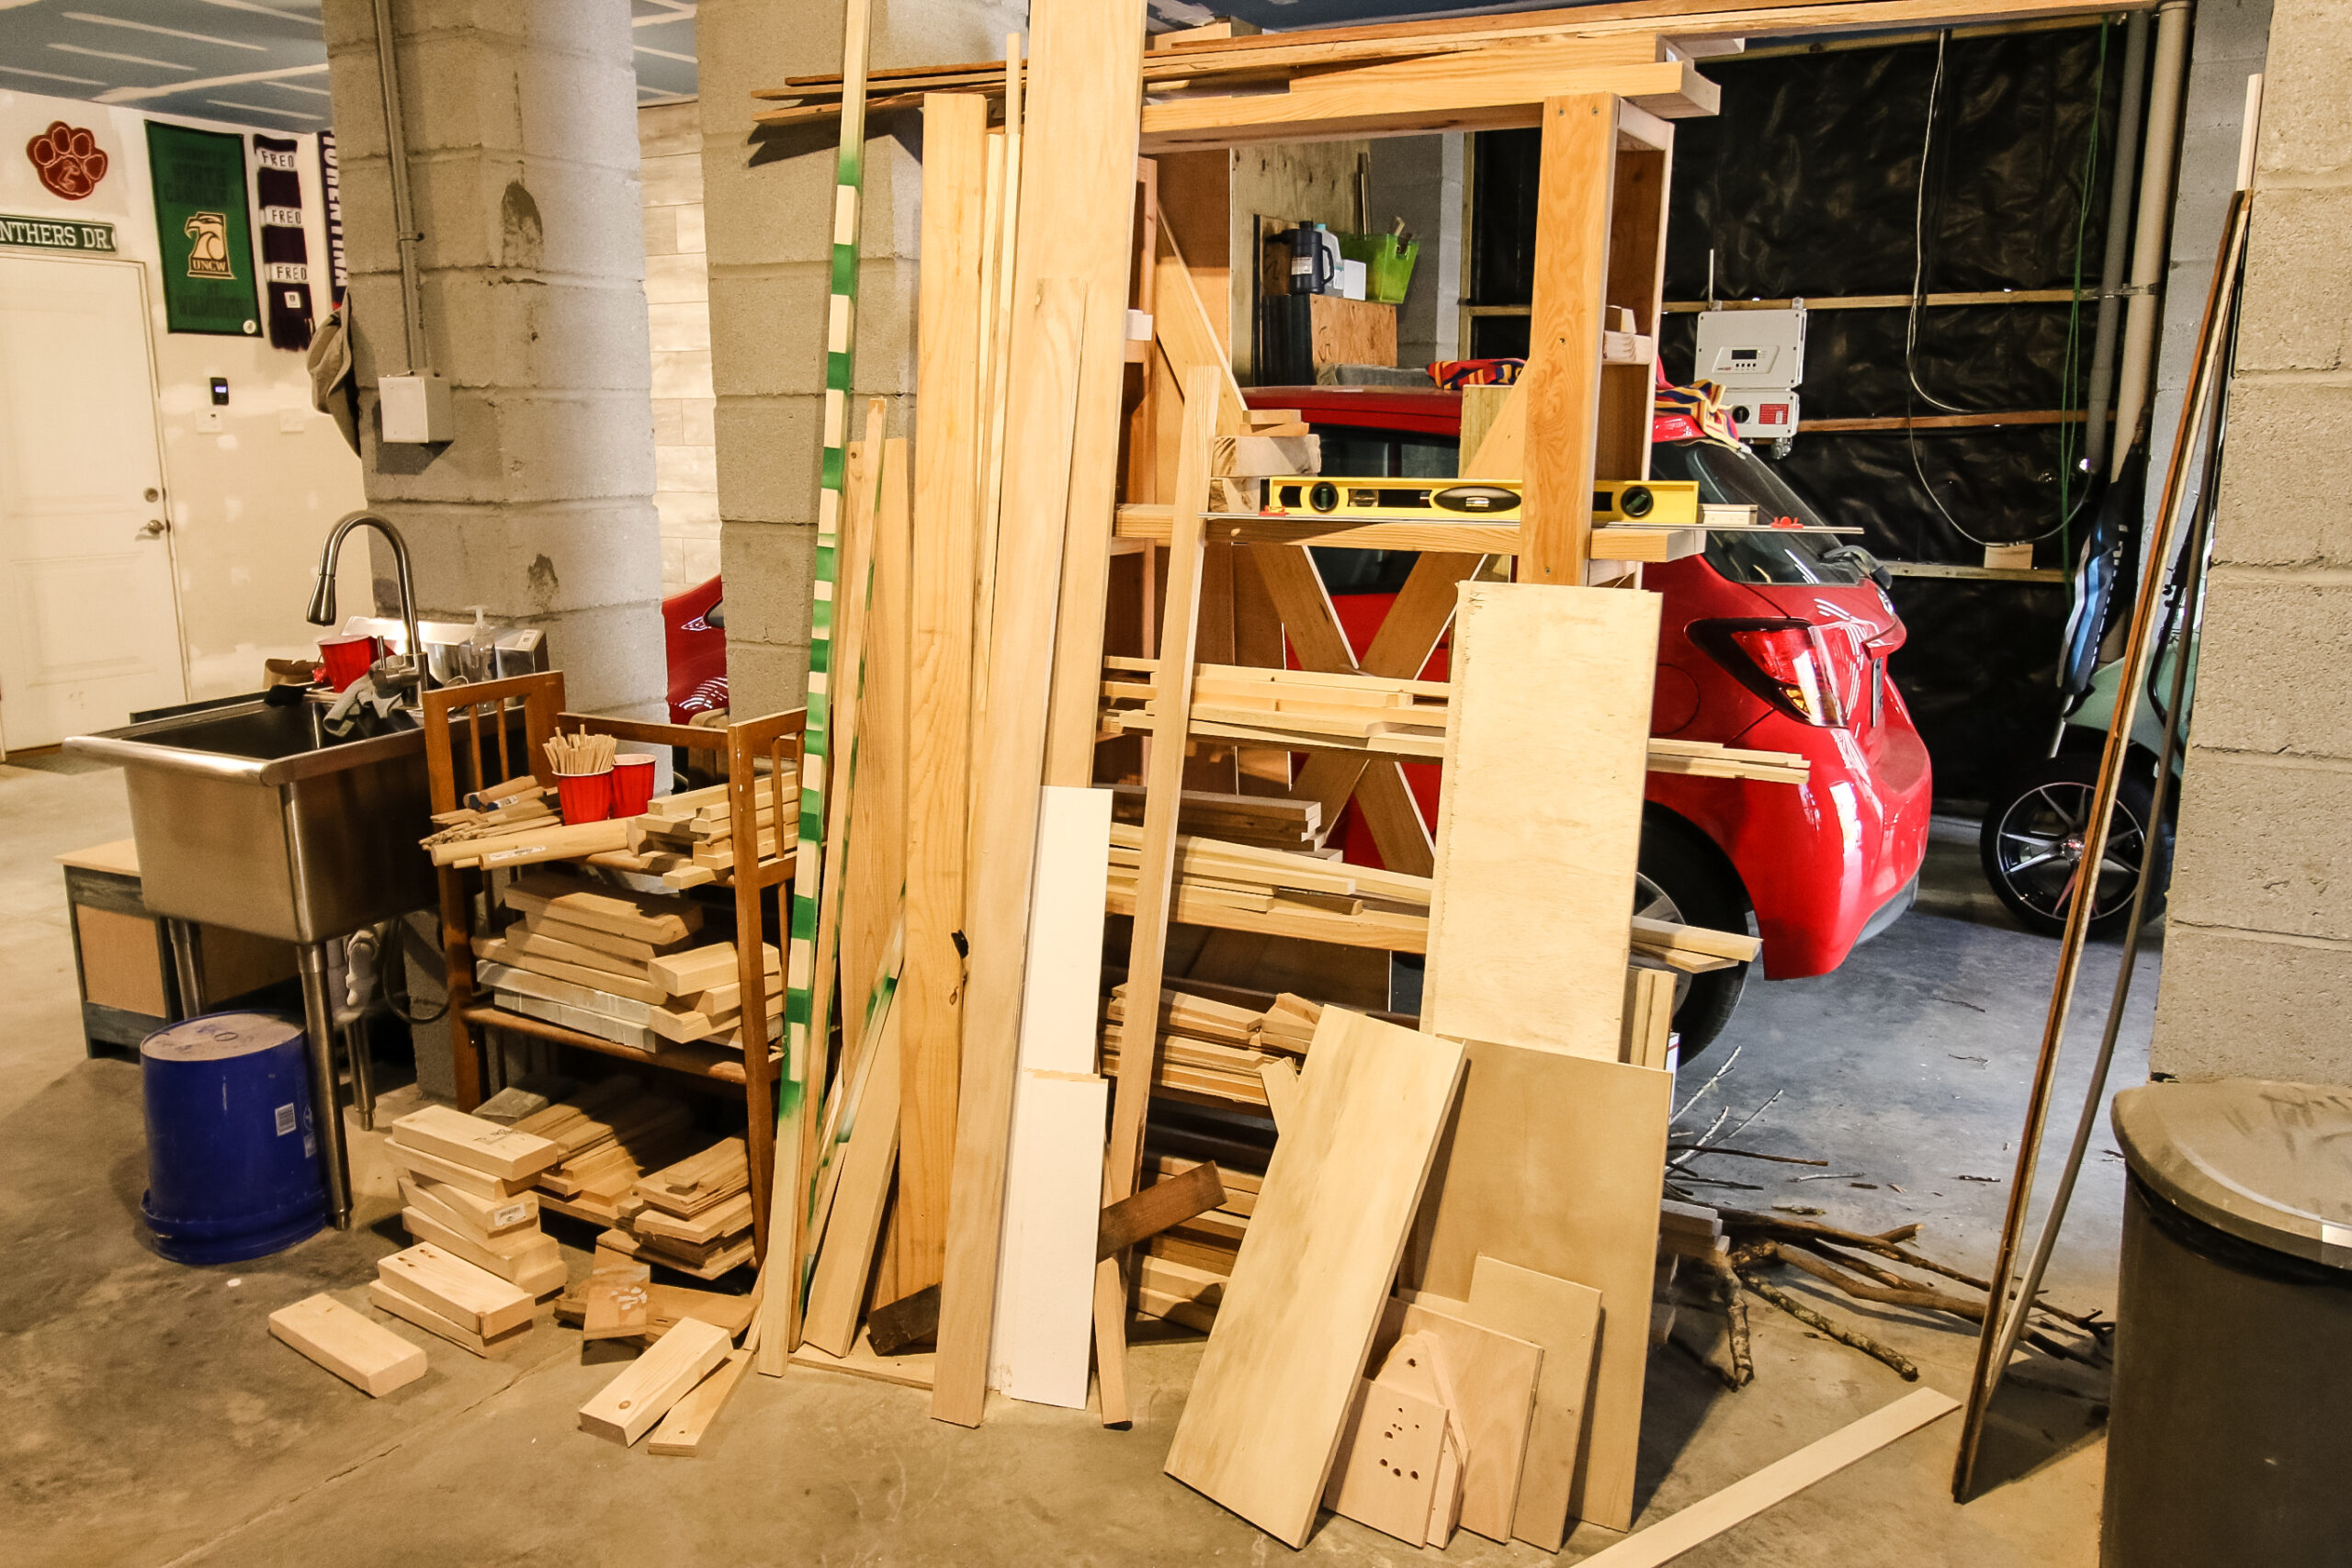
1645, 711, 1932, 980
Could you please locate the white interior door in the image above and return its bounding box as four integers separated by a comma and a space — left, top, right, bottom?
0, 254, 185, 751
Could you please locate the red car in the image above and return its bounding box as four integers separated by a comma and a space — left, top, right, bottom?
662, 571, 729, 725
1254, 386, 1931, 1052
662, 388, 1931, 1053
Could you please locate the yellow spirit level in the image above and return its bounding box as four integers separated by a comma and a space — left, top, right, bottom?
1591, 479, 1700, 525
1260, 476, 1699, 527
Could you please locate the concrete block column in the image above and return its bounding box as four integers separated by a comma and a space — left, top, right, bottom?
322, 0, 664, 716
695, 0, 1023, 716
2150, 0, 2352, 1086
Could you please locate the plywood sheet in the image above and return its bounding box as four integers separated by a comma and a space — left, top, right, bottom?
1372, 1295, 1542, 1542
1163, 1009, 1464, 1547
1464, 1256, 1603, 1551
1421, 581, 1658, 1060
1403, 1040, 1670, 1533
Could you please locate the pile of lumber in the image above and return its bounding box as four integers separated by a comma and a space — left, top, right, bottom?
1107, 819, 1432, 951
385, 1104, 568, 1299
372, 1241, 544, 1356
474, 871, 781, 1058
1103, 657, 1811, 784
604, 776, 797, 889
1107, 784, 1319, 852
1098, 982, 1318, 1110
506, 1077, 701, 1226
606, 1136, 758, 1280
422, 782, 637, 872
565, 1237, 763, 1456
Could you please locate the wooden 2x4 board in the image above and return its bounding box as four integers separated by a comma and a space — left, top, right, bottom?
1163, 1008, 1464, 1548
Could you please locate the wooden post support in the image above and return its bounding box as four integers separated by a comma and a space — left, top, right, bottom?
1521, 94, 1619, 582
1091, 365, 1221, 1426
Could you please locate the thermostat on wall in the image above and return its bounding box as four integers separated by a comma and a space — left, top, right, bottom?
379, 373, 453, 445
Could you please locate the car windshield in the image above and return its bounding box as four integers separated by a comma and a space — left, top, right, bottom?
1649, 441, 1871, 587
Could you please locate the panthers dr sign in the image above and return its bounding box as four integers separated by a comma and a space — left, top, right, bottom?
0, 212, 117, 254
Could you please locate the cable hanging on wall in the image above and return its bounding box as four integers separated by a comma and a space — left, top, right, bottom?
1905, 26, 2109, 554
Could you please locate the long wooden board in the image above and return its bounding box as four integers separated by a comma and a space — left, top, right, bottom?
926, 272, 1091, 1427
800, 987, 904, 1358
1421, 581, 1659, 1060
898, 90, 991, 1297
1572, 1390, 1962, 1567
1163, 1010, 1465, 1547
990, 784, 1114, 1408
1037, 0, 1150, 786
1404, 1041, 1672, 1533
1092, 364, 1221, 1425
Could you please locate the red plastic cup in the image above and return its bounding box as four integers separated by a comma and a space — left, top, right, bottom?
555, 769, 614, 825
611, 753, 658, 816
317, 633, 383, 692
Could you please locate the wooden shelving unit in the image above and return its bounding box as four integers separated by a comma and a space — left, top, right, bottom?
420, 671, 804, 1265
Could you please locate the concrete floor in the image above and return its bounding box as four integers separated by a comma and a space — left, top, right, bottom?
0, 762, 2152, 1566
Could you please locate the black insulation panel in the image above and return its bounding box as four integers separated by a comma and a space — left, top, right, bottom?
1472, 27, 2136, 798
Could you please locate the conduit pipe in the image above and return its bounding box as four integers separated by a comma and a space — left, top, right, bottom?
2109, 0, 2191, 479
2081, 9, 2150, 481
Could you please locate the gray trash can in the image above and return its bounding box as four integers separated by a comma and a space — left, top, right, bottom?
2103, 1078, 2352, 1567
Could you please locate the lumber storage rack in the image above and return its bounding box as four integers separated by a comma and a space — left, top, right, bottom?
760, 0, 2132, 1461
421, 671, 804, 1267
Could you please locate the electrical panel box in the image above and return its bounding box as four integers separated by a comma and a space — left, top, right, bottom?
379, 372, 453, 445
1693, 304, 1806, 444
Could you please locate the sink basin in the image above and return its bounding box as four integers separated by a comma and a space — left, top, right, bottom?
67, 698, 436, 944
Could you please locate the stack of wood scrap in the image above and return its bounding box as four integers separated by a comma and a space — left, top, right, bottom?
385, 1104, 568, 1298
603, 776, 797, 889
567, 1257, 762, 1456
1107, 784, 1319, 852
371, 1240, 543, 1356
1098, 982, 1317, 1110
556, 1268, 757, 1348
419, 777, 571, 870
605, 1136, 757, 1280
473, 870, 780, 1061
1105, 821, 1433, 951
1102, 657, 1811, 784
507, 1077, 700, 1226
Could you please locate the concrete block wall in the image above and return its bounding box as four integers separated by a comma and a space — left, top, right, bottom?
695, 0, 1023, 716
322, 0, 665, 716
2149, 0, 2350, 1086
640, 101, 718, 595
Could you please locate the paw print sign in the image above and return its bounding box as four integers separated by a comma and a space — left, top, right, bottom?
27, 121, 108, 201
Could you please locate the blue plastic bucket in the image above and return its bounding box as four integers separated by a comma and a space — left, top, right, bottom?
139, 1011, 326, 1264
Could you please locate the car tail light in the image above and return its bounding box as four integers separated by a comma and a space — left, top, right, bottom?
1690, 617, 1860, 728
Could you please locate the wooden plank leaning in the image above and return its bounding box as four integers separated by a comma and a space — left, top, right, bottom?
929, 0, 1147, 1429
1091, 365, 1221, 1427
925, 270, 1094, 1427
1038, 0, 1150, 789
1163, 1009, 1466, 1547
896, 90, 991, 1302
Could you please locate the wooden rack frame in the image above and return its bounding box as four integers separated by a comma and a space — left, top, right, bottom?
420, 671, 805, 1264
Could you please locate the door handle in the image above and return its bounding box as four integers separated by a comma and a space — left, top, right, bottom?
136, 519, 168, 540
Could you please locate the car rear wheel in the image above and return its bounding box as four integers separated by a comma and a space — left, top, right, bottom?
1636, 819, 1754, 1060
1979, 754, 2169, 939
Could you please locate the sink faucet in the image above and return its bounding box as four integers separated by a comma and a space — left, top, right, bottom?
306, 510, 429, 698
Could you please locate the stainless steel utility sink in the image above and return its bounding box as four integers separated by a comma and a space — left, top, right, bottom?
68, 697, 435, 944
